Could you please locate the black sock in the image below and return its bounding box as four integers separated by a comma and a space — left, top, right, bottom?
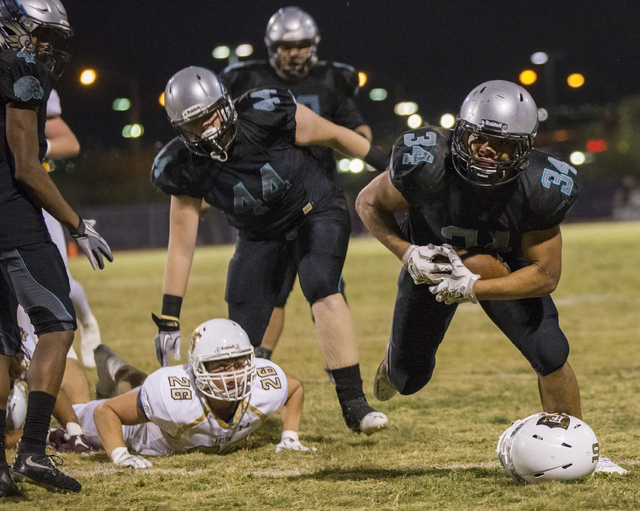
0, 409, 6, 469
19, 391, 56, 455
330, 364, 365, 404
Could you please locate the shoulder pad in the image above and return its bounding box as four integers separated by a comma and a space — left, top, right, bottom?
390, 127, 452, 201
0, 50, 51, 106
151, 137, 210, 197
221, 60, 265, 76
236, 87, 297, 134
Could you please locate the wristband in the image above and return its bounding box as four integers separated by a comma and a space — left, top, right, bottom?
364, 145, 389, 172
161, 294, 183, 319
281, 430, 299, 442
65, 422, 83, 438
110, 446, 129, 463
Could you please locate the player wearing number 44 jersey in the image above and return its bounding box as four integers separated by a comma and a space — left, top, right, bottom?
68, 319, 314, 467
151, 67, 389, 436
356, 80, 626, 474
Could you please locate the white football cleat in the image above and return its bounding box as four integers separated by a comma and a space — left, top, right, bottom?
373, 352, 397, 401
79, 314, 101, 368
359, 411, 389, 436
594, 457, 628, 475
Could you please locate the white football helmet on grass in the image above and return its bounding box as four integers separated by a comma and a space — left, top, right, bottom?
497, 412, 599, 484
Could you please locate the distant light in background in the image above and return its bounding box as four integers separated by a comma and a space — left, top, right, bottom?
553, 130, 570, 142
350, 159, 365, 173
519, 69, 537, 86
79, 69, 96, 85
569, 151, 586, 165
338, 158, 351, 172
112, 98, 131, 111
407, 114, 422, 128
234, 44, 253, 57
358, 72, 367, 88
122, 124, 144, 138
159, 92, 165, 107
369, 88, 387, 101
567, 73, 585, 88
440, 113, 455, 129
586, 139, 607, 153
531, 52, 549, 65
394, 101, 418, 116
212, 45, 231, 59
537, 108, 549, 122
617, 140, 630, 153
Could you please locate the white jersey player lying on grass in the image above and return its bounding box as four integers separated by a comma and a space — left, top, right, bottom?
64, 319, 313, 468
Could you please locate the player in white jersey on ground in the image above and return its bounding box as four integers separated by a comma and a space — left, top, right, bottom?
67, 319, 312, 467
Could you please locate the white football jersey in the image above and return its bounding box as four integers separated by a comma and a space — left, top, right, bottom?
74, 358, 288, 456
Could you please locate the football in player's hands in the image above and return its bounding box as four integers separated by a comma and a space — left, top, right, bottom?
432, 247, 511, 280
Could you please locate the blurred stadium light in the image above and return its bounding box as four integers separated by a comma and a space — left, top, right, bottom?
519, 69, 537, 86
407, 114, 422, 128
440, 113, 455, 128
369, 88, 387, 101
394, 101, 418, 116
567, 73, 585, 88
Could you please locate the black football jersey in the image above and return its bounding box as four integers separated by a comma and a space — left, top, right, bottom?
152, 88, 339, 241
390, 127, 580, 255
0, 49, 52, 250
221, 60, 366, 177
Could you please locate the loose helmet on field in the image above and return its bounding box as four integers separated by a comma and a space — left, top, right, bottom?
452, 80, 538, 187
0, 0, 73, 79
164, 66, 237, 161
265, 6, 320, 79
497, 412, 599, 485
188, 319, 256, 401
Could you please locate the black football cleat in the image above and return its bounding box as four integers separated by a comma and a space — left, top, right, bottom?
11, 452, 81, 493
341, 397, 388, 436
0, 468, 21, 497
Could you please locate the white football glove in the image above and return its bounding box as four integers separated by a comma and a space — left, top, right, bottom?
402, 244, 453, 285
69, 218, 113, 270
429, 248, 480, 305
275, 430, 316, 453
110, 447, 152, 468
152, 313, 181, 367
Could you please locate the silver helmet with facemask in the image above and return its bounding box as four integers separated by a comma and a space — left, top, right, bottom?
188, 319, 256, 402
164, 66, 237, 162
452, 80, 538, 187
0, 0, 73, 79
265, 6, 320, 80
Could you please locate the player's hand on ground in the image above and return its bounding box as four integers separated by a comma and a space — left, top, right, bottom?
152, 313, 181, 366
110, 447, 152, 468
69, 218, 113, 270
276, 431, 316, 453
429, 248, 480, 304
402, 244, 452, 285
48, 428, 93, 454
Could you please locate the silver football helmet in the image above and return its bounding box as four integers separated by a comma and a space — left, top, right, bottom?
497, 412, 599, 485
265, 6, 320, 79
452, 80, 538, 187
188, 319, 256, 402
0, 0, 73, 79
164, 66, 237, 161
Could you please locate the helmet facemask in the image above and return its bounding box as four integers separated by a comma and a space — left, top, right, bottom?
171, 93, 237, 162
452, 119, 534, 187
268, 40, 317, 80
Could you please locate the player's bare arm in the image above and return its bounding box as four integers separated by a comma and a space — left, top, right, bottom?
280, 376, 304, 433
93, 389, 148, 457
354, 124, 373, 142
6, 104, 80, 231
473, 226, 563, 301
163, 194, 202, 298
44, 115, 80, 159
294, 103, 371, 159
356, 171, 412, 260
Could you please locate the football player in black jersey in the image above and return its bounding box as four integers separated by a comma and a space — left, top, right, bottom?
221, 7, 371, 361
152, 66, 389, 437
356, 80, 626, 474
0, 0, 112, 496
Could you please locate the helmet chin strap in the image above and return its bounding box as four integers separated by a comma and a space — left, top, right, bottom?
210, 150, 228, 162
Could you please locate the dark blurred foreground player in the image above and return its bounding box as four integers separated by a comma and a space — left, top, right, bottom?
221, 6, 372, 360
151, 66, 389, 436
356, 80, 626, 475
0, 0, 112, 497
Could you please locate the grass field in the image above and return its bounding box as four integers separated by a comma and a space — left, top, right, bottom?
5, 221, 640, 510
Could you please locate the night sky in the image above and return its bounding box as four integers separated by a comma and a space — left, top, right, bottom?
56, 0, 640, 149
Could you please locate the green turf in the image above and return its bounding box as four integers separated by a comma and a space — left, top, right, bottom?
5, 222, 639, 509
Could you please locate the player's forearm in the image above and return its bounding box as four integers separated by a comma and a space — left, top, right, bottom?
281, 378, 304, 433
474, 263, 559, 301
93, 402, 127, 456
356, 195, 410, 260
